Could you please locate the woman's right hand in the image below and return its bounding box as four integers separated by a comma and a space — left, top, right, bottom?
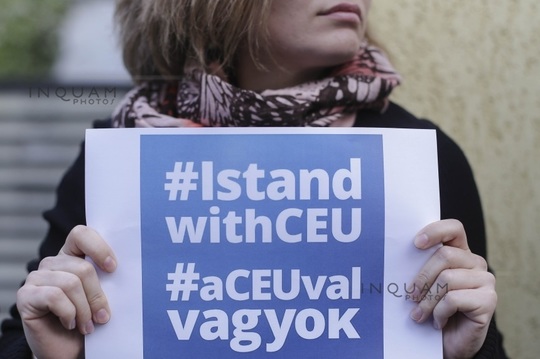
16, 225, 117, 359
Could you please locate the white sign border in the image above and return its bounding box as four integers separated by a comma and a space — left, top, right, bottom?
85, 127, 442, 358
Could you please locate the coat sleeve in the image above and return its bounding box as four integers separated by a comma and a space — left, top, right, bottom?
358, 104, 508, 357
435, 127, 487, 257
0, 141, 86, 359
0, 120, 110, 358
0, 144, 86, 358
435, 127, 508, 359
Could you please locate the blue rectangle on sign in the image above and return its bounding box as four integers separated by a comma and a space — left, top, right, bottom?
140, 133, 385, 358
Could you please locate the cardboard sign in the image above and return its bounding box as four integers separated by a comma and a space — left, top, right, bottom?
85, 128, 442, 358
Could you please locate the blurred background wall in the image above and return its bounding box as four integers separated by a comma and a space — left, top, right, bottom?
370, 1, 540, 358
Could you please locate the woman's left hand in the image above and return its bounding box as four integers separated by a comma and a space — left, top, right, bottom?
409, 219, 497, 359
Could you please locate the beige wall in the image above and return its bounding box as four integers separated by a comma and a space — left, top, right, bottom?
370, 1, 540, 358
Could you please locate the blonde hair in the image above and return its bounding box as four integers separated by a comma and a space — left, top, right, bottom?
115, 0, 272, 82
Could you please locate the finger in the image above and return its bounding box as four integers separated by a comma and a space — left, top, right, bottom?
432, 287, 497, 330
410, 269, 495, 323
38, 256, 111, 325
409, 246, 488, 300
17, 284, 77, 331
25, 270, 96, 334
414, 219, 469, 251
60, 225, 117, 273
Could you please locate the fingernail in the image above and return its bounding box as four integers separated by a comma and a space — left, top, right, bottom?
415, 233, 429, 249
433, 320, 441, 330
410, 307, 423, 322
69, 318, 76, 330
103, 256, 117, 272
84, 320, 95, 335
95, 309, 110, 324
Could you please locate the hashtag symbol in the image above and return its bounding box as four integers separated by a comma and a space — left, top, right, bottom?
164, 162, 199, 201
166, 263, 200, 301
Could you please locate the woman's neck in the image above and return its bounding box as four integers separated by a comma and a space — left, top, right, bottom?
235, 53, 326, 92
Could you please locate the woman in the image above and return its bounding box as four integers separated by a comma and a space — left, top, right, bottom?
0, 0, 506, 358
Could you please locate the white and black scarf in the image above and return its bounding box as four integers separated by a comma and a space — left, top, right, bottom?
112, 44, 401, 128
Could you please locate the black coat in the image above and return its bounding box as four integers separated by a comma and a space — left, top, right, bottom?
0, 103, 507, 358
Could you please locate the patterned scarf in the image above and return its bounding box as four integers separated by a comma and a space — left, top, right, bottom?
112, 44, 400, 128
